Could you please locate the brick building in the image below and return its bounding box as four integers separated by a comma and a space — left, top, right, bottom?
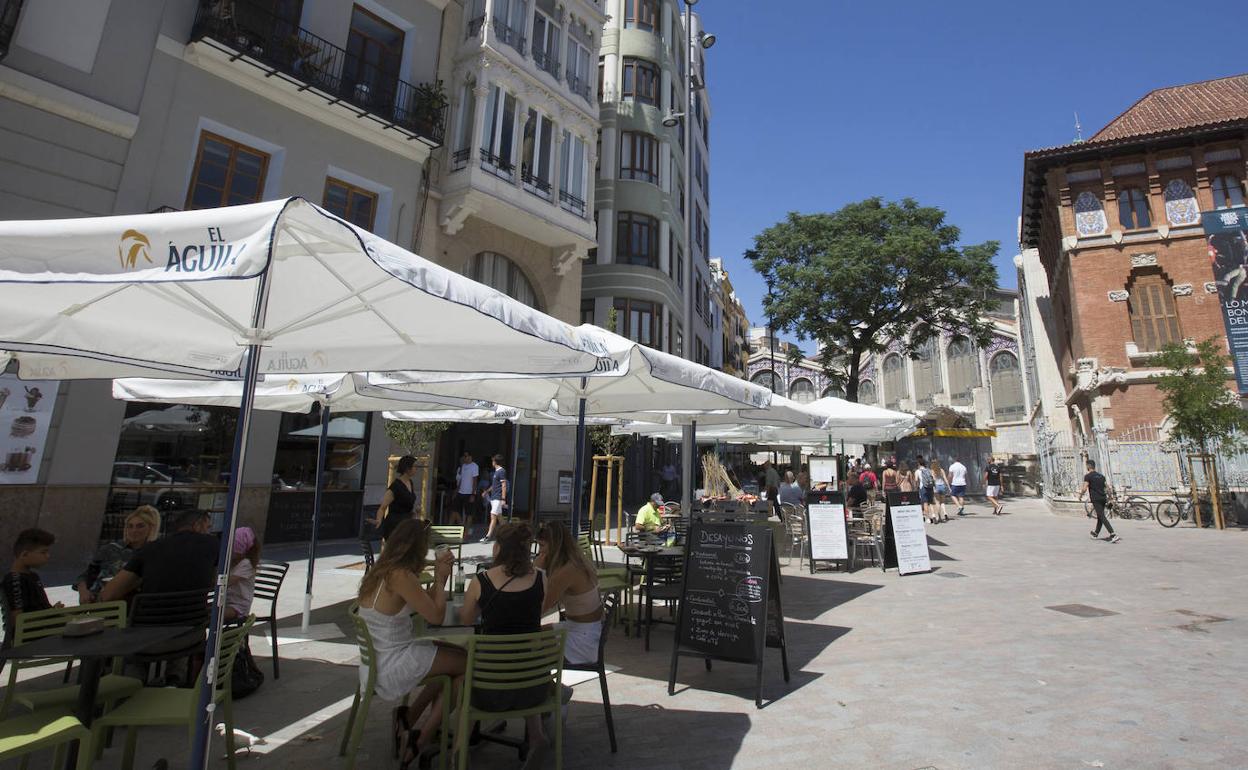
1019, 73, 1248, 440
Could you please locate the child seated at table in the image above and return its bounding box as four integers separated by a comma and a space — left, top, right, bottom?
225, 527, 260, 622
2, 528, 61, 647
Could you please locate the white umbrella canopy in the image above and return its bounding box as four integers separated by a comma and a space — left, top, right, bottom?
112, 373, 481, 414
372, 325, 773, 415
0, 198, 622, 379
383, 407, 626, 426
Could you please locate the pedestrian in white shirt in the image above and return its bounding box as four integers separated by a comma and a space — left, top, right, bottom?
947, 458, 968, 516
453, 452, 479, 530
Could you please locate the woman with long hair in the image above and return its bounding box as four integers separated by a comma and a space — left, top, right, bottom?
881, 460, 899, 494
459, 522, 551, 768
930, 458, 950, 523
372, 455, 419, 542
75, 505, 160, 604
897, 461, 915, 493
358, 519, 465, 768
535, 522, 602, 665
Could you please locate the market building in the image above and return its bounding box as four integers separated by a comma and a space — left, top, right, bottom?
0, 0, 603, 570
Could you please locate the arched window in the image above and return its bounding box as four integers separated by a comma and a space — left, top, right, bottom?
789, 378, 815, 404
1074, 191, 1107, 237
822, 385, 845, 400
946, 337, 979, 406
882, 354, 908, 410
1118, 187, 1151, 229
1163, 179, 1200, 225
462, 252, 540, 309
1127, 269, 1181, 352
857, 379, 877, 406
1212, 175, 1246, 209
989, 351, 1025, 422
751, 370, 784, 396
912, 336, 942, 410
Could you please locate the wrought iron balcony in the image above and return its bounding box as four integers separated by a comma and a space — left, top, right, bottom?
451, 148, 470, 171
566, 72, 591, 103
191, 0, 447, 147
533, 50, 560, 79
559, 190, 586, 218
521, 166, 552, 199
0, 0, 22, 61
491, 20, 525, 55
480, 148, 515, 179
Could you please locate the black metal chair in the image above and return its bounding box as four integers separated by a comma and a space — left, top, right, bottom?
253, 561, 290, 678
642, 554, 683, 652
359, 540, 375, 573
128, 589, 212, 680
562, 594, 618, 753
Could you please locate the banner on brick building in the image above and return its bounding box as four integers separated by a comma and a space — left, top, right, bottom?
1202, 208, 1248, 394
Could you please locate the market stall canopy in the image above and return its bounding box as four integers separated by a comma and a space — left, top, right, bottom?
372, 326, 773, 414
0, 198, 623, 380
112, 373, 481, 415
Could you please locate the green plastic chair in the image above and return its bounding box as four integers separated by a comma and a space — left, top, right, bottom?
0, 708, 93, 770
430, 525, 465, 564
1, 601, 143, 717
579, 535, 633, 634
454, 628, 567, 770
339, 604, 451, 770
86, 616, 254, 770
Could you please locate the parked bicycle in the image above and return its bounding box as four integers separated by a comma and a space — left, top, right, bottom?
1155, 486, 1215, 528
1083, 485, 1151, 520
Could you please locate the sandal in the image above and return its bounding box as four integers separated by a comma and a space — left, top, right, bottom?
392, 706, 411, 759
398, 726, 422, 770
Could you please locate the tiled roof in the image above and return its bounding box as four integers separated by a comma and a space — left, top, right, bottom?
1090, 73, 1248, 142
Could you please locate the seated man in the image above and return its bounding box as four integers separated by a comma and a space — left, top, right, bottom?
845, 472, 869, 510
777, 471, 805, 507
100, 509, 218, 600
634, 493, 670, 533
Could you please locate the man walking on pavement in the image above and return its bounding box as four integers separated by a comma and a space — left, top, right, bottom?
948, 457, 968, 515
1080, 459, 1121, 543
984, 455, 1004, 515
480, 454, 508, 543
453, 451, 479, 529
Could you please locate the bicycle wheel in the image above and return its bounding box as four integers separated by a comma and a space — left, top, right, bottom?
1124, 497, 1152, 520
1155, 500, 1181, 527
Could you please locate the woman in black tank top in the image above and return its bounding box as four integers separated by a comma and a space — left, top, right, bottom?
373, 455, 418, 541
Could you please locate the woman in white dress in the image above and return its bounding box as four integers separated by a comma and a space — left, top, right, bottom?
357, 519, 465, 768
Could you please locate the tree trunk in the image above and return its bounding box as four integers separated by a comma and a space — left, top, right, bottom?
845, 344, 863, 402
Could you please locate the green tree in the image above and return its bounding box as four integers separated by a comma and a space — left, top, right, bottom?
384, 419, 449, 455
1154, 337, 1248, 455
747, 198, 999, 401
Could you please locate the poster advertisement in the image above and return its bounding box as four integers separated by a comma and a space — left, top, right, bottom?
0, 374, 59, 485
557, 470, 573, 504
1203, 208, 1248, 393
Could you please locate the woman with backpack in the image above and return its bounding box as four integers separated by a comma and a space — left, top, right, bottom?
916, 458, 937, 523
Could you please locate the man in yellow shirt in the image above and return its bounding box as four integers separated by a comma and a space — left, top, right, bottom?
634, 493, 670, 533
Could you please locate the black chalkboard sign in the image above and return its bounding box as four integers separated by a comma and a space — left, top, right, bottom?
667, 522, 789, 708
263, 490, 363, 543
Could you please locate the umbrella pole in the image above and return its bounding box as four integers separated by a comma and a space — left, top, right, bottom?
571, 380, 588, 534
191, 343, 266, 770
508, 420, 520, 523
301, 404, 330, 633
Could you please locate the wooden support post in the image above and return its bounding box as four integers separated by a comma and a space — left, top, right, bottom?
588, 456, 600, 539
1189, 455, 1203, 529
1210, 457, 1226, 530
605, 457, 615, 543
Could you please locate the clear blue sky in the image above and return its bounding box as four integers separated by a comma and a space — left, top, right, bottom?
702, 0, 1243, 345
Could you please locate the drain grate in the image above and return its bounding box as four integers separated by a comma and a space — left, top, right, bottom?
1046, 604, 1119, 618
936, 572, 967, 579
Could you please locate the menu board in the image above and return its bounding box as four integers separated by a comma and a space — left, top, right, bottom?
263, 490, 363, 543
669, 522, 789, 707
885, 491, 931, 575
0, 375, 58, 485
805, 489, 848, 567
809, 455, 838, 485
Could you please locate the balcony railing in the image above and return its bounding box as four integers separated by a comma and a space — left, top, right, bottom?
491, 20, 525, 55
521, 166, 552, 199
559, 190, 586, 218
566, 72, 591, 103
480, 148, 515, 180
533, 50, 560, 79
191, 0, 447, 147
0, 0, 22, 61
451, 148, 470, 171
466, 16, 485, 38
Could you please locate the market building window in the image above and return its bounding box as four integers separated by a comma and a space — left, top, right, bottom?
463, 251, 540, 309
1211, 174, 1246, 209
789, 378, 816, 404
1127, 270, 1181, 352
822, 385, 846, 399
857, 379, 877, 405
322, 177, 378, 230
616, 212, 658, 267
186, 132, 270, 210
750, 370, 785, 396
613, 297, 662, 349
619, 131, 659, 183
912, 335, 943, 410
989, 351, 1025, 422
946, 336, 979, 406
883, 353, 908, 410
1117, 187, 1151, 230
621, 57, 658, 105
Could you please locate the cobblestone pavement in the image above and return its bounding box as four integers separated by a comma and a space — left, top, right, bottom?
22, 497, 1248, 769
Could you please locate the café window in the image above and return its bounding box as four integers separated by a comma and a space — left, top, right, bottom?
265, 410, 371, 544
323, 177, 378, 230
106, 403, 237, 540
186, 132, 269, 209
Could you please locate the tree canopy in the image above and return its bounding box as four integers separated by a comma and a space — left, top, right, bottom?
747, 198, 1000, 402
1154, 337, 1248, 455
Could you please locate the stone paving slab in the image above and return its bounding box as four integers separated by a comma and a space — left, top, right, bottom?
11, 499, 1248, 769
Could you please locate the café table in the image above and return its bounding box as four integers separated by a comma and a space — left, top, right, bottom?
1, 624, 194, 769
617, 543, 685, 635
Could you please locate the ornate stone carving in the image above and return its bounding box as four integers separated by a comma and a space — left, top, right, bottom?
552, 244, 586, 276
1172, 283, 1193, 296
1107, 290, 1129, 302
1205, 282, 1219, 294
1069, 357, 1127, 395
1130, 252, 1157, 267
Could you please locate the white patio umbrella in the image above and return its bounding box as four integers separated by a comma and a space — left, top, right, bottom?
0, 198, 630, 769
112, 372, 484, 631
